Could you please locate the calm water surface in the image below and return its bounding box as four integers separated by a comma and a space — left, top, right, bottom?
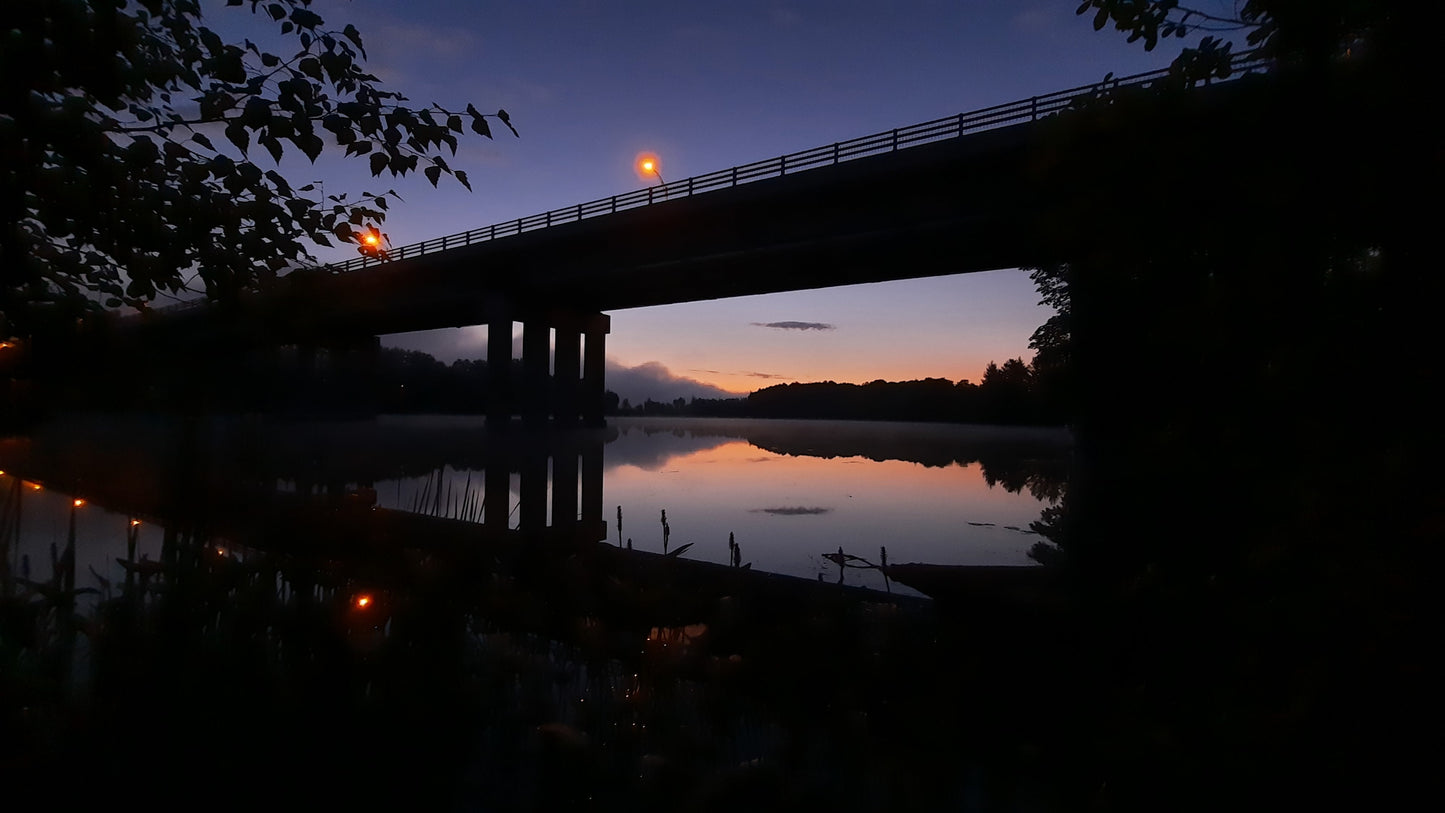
567, 417, 1063, 587
2, 415, 1068, 595
1, 413, 1073, 808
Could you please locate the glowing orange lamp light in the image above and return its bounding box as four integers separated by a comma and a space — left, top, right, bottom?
636, 153, 665, 186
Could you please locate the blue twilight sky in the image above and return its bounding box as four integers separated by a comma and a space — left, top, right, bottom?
211, 0, 1223, 402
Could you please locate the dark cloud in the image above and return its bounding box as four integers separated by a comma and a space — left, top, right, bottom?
749, 506, 833, 516
751, 321, 835, 331
746, 371, 788, 379
606, 360, 744, 405
380, 333, 744, 405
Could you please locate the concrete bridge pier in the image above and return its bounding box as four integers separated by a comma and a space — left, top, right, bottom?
580, 313, 609, 427
552, 320, 581, 427
488, 307, 610, 428
551, 311, 611, 426
486, 306, 514, 429
330, 335, 380, 414
521, 320, 551, 429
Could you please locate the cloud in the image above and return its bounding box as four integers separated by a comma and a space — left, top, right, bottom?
378, 337, 747, 404
751, 321, 835, 331
606, 360, 744, 405
749, 506, 833, 516
745, 371, 789, 379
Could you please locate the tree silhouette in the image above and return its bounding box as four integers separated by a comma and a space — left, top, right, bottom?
2, 0, 517, 337
1045, 5, 1439, 806
1075, 1, 1438, 81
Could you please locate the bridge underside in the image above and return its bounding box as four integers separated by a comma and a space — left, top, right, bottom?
14, 68, 1385, 426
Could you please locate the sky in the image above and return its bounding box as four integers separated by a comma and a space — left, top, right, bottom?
210, 0, 1221, 403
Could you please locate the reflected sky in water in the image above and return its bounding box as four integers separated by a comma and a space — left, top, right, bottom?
364, 417, 1067, 591
2, 416, 1067, 597
600, 435, 1048, 586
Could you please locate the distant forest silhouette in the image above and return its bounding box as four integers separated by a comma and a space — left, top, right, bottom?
369, 347, 1062, 426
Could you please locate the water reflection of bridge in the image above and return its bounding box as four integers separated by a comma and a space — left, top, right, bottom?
0, 465, 1051, 811
0, 419, 609, 547
1, 415, 1070, 610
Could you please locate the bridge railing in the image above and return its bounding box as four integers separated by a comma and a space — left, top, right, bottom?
280, 51, 1268, 278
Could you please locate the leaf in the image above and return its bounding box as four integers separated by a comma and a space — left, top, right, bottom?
300, 133, 323, 162
341, 23, 366, 57
291, 8, 324, 29
455, 169, 471, 191
266, 3, 285, 21
241, 97, 272, 128
225, 121, 249, 154
1094, 7, 1108, 30
191, 132, 213, 150
470, 116, 491, 138
369, 152, 388, 176
424, 165, 441, 187
260, 134, 283, 164
497, 108, 518, 136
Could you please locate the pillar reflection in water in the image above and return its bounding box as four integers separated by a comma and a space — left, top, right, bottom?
0, 417, 612, 556
474, 428, 607, 544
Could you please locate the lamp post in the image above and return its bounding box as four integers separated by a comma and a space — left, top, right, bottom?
639, 156, 667, 200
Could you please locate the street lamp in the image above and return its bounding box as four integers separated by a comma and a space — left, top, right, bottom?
638, 154, 667, 200
358, 227, 389, 261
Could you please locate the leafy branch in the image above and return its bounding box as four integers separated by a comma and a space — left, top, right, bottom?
1, 0, 516, 333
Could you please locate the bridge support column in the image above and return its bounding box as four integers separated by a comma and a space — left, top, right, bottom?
552, 322, 581, 426
331, 335, 379, 416
581, 314, 611, 427
521, 320, 551, 428
486, 313, 512, 429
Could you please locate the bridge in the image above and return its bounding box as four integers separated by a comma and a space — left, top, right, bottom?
13, 53, 1274, 425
